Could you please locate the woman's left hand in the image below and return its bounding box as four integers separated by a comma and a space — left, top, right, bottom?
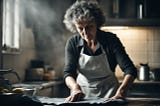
105, 74, 135, 102
105, 95, 125, 102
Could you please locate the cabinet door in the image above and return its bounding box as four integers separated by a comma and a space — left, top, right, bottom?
99, 0, 160, 26
99, 0, 136, 19
145, 0, 160, 18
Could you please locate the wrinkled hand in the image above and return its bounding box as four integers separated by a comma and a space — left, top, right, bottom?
104, 93, 125, 102
65, 89, 85, 103
104, 94, 125, 102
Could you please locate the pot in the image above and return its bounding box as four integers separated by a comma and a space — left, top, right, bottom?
25, 68, 44, 81
138, 63, 150, 81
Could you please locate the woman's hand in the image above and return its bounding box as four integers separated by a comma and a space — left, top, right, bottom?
65, 89, 85, 102
105, 94, 125, 102
105, 74, 135, 102
64, 76, 85, 102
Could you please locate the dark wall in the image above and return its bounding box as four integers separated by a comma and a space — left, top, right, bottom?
21, 0, 75, 77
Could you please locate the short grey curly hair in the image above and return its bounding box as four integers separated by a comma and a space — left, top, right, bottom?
63, 0, 105, 33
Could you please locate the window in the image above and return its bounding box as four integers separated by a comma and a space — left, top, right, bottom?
2, 0, 20, 53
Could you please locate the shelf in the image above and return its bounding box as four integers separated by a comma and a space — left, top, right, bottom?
105, 18, 160, 26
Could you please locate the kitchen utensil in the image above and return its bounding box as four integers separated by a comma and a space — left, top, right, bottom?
25, 68, 44, 81
43, 70, 55, 81
138, 63, 150, 81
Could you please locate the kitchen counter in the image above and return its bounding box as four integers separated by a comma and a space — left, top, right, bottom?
127, 81, 160, 98
126, 98, 160, 106
0, 94, 159, 106
37, 97, 160, 106
12, 81, 63, 89
10, 81, 160, 106
12, 80, 67, 97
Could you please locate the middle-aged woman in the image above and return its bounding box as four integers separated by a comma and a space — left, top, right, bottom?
63, 0, 137, 102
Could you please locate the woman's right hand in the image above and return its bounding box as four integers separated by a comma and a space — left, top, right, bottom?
65, 89, 85, 102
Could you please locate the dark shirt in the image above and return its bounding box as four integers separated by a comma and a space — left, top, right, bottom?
64, 29, 137, 80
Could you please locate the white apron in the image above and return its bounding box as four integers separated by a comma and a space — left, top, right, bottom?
77, 45, 119, 98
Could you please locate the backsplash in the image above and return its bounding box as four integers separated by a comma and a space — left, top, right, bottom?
102, 27, 160, 78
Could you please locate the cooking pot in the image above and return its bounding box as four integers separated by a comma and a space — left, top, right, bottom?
25, 68, 44, 81
138, 63, 150, 81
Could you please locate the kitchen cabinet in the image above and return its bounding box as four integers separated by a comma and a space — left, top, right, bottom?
128, 81, 160, 98
99, 0, 160, 26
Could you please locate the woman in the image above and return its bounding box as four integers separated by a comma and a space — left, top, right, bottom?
63, 0, 137, 102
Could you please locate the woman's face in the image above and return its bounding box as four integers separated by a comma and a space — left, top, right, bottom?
75, 20, 97, 42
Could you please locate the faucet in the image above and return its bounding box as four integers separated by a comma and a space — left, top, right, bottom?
0, 69, 21, 90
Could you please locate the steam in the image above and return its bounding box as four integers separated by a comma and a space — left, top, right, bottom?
20, 0, 74, 77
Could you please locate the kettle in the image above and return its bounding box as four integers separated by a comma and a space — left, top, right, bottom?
138, 63, 150, 81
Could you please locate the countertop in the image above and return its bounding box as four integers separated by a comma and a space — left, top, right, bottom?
12, 81, 63, 89
37, 97, 160, 106
10, 81, 160, 106
11, 81, 64, 97
0, 94, 160, 106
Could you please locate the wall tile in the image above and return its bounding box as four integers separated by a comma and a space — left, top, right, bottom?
102, 27, 160, 78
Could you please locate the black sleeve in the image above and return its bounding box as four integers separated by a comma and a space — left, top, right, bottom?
112, 35, 137, 78
63, 37, 79, 80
